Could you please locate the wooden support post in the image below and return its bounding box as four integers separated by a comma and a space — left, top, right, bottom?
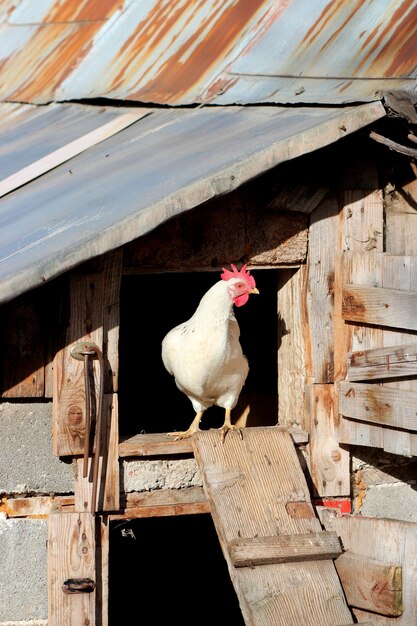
48, 512, 96, 626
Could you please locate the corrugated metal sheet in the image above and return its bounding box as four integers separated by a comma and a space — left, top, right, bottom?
0, 0, 415, 106
0, 100, 385, 303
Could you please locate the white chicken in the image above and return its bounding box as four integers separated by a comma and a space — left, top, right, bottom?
161, 264, 259, 441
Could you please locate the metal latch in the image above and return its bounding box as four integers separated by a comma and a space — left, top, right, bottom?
63, 578, 96, 594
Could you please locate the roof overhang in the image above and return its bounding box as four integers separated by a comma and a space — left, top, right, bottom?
0, 101, 386, 304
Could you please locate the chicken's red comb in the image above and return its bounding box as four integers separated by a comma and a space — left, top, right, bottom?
220, 264, 256, 288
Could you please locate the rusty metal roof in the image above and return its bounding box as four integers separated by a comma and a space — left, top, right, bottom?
0, 0, 416, 106
0, 100, 385, 303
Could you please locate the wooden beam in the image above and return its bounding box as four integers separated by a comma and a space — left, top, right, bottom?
342, 283, 417, 330
339, 381, 417, 431
0, 111, 150, 198
228, 531, 342, 567
335, 552, 403, 617
347, 342, 417, 381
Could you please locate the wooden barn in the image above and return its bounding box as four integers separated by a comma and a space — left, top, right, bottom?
1, 1, 417, 625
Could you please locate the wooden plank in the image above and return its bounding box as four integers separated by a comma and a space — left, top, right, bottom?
322, 510, 417, 625
228, 531, 342, 567
339, 381, 417, 432
97, 516, 109, 626
342, 190, 383, 254
307, 384, 350, 497
380, 255, 417, 456
48, 512, 96, 626
74, 393, 120, 513
52, 273, 103, 456
192, 427, 353, 625
278, 266, 309, 430
101, 393, 120, 512
306, 195, 339, 383
3, 486, 209, 518
0, 293, 45, 397
342, 284, 417, 331
0, 111, 150, 198
335, 552, 403, 617
123, 190, 308, 271
2, 495, 74, 517
101, 249, 122, 394
347, 342, 417, 381
119, 432, 193, 457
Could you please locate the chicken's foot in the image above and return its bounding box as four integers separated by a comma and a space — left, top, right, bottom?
167, 411, 203, 440
219, 408, 243, 443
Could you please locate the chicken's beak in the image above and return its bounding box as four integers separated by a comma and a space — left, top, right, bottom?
250, 287, 260, 295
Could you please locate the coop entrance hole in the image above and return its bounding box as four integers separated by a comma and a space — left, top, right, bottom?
108, 513, 245, 625
119, 270, 278, 437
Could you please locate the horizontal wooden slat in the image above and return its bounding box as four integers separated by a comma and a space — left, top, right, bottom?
335, 552, 403, 617
119, 432, 193, 457
3, 486, 209, 518
339, 381, 417, 431
119, 428, 308, 458
342, 283, 417, 330
348, 342, 417, 381
228, 531, 342, 567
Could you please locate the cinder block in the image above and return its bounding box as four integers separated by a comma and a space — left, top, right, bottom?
123, 458, 202, 492
0, 402, 73, 495
0, 516, 47, 622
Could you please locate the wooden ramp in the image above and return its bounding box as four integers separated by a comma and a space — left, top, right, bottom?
192, 426, 354, 626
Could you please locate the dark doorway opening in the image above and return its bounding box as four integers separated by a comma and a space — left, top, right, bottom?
108, 514, 245, 625
119, 270, 278, 437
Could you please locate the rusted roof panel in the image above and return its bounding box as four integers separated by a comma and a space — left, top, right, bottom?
0, 0, 415, 106
0, 100, 385, 303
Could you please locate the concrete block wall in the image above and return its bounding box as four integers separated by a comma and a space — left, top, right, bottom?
0, 516, 47, 625
351, 446, 417, 522
0, 402, 73, 495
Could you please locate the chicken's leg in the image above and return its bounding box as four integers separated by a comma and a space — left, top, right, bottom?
219, 408, 243, 443
168, 411, 203, 440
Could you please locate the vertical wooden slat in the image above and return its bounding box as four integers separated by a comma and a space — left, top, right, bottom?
278, 266, 308, 430
307, 384, 350, 496
48, 512, 96, 626
1, 293, 45, 397
52, 273, 103, 456
102, 249, 122, 394
306, 195, 339, 383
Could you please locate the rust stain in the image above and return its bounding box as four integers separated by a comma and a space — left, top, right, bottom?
44, 0, 124, 23
8, 22, 100, 102
318, 0, 365, 53
109, 0, 268, 102
355, 0, 417, 76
